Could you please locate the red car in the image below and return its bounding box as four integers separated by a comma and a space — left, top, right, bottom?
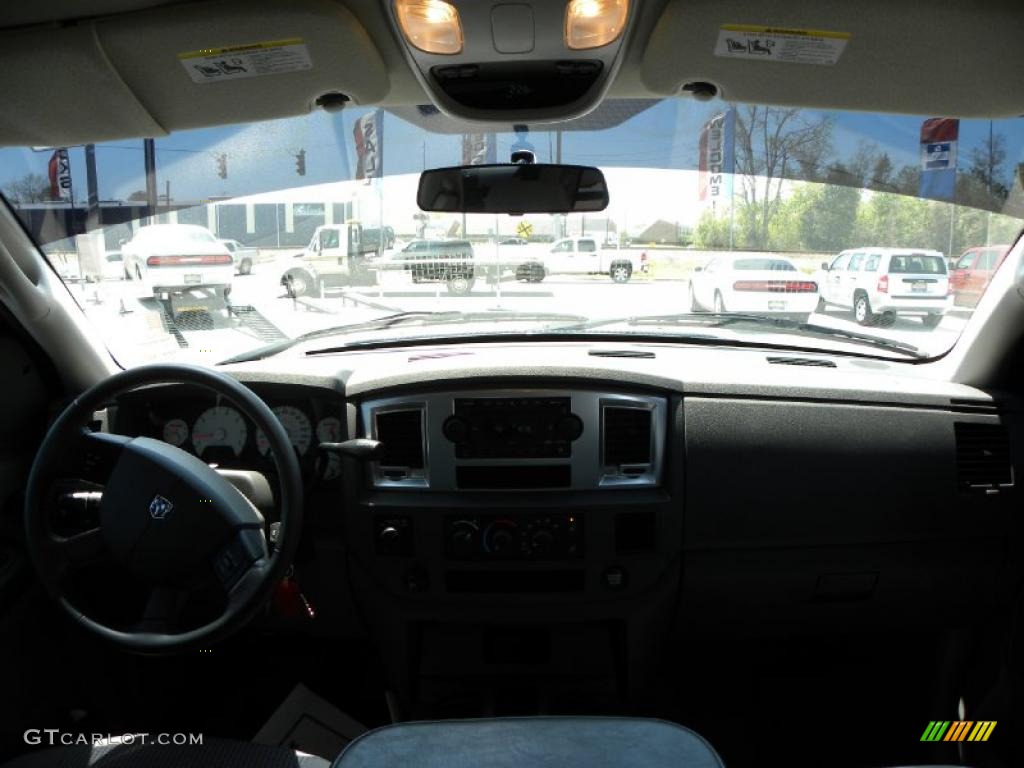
949, 245, 1010, 307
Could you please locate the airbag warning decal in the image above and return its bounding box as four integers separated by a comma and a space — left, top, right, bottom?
714, 25, 849, 66
179, 38, 312, 83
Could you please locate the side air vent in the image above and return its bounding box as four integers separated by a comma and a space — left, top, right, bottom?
602, 404, 656, 485
373, 407, 427, 486
955, 422, 1013, 494
766, 356, 837, 368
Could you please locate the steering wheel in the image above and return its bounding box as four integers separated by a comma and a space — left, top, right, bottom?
24, 364, 303, 653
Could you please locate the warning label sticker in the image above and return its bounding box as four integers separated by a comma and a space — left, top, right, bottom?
179, 38, 312, 84
714, 25, 850, 66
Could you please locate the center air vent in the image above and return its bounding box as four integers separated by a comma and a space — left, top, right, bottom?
766, 356, 837, 367
955, 422, 1013, 494
602, 404, 656, 485
373, 407, 427, 486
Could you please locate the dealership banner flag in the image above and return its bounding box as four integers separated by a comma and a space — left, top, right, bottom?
461, 133, 498, 166
47, 148, 72, 201
698, 109, 736, 209
353, 110, 384, 181
919, 117, 959, 201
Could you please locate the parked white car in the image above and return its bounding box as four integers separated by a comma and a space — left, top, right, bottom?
818, 248, 951, 327
122, 224, 233, 297
102, 250, 124, 281
688, 255, 820, 320
218, 238, 258, 275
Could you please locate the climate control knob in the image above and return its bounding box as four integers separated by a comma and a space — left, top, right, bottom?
484, 520, 519, 556
529, 528, 555, 556
449, 520, 479, 558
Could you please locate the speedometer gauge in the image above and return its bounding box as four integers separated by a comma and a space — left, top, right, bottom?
257, 406, 313, 456
162, 418, 189, 447
192, 406, 247, 457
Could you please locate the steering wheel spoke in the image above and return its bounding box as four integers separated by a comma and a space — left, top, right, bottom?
53, 526, 108, 572
136, 586, 190, 634
213, 528, 269, 593
71, 430, 131, 484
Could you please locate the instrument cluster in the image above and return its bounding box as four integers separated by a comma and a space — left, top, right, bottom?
114, 384, 345, 480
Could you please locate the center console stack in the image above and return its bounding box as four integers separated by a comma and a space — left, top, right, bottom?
345, 386, 682, 712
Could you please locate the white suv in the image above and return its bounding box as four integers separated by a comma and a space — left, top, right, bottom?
818, 248, 952, 327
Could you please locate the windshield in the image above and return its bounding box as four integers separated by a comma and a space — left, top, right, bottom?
2, 98, 1022, 365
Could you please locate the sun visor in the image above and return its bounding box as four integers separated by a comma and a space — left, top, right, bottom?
97, 0, 389, 131
0, 0, 390, 146
0, 24, 166, 146
641, 0, 1024, 118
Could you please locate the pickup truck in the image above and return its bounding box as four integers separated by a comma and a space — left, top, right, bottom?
280, 223, 379, 297
218, 239, 258, 275
395, 238, 476, 295
361, 226, 396, 252
514, 237, 647, 283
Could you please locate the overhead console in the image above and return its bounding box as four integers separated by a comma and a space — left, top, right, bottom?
360, 390, 667, 491
387, 0, 636, 122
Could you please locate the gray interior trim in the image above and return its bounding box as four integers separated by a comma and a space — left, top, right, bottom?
360, 388, 667, 491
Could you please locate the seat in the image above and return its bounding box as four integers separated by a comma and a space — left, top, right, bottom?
3, 736, 330, 768
334, 717, 725, 768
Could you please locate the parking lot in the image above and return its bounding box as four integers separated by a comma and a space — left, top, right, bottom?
65, 251, 972, 366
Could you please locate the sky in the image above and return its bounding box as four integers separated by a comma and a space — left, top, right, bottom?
2, 98, 1023, 234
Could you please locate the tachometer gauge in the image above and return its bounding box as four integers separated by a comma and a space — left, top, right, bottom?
317, 416, 343, 479
162, 418, 189, 447
192, 406, 247, 457
257, 406, 313, 456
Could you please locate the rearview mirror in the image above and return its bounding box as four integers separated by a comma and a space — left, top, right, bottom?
820, 262, 829, 271
417, 164, 609, 214
693, 266, 703, 273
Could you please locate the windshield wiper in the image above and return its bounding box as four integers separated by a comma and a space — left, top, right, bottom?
217, 310, 588, 365
552, 312, 924, 359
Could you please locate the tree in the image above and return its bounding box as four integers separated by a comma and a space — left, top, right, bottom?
693, 209, 731, 249
956, 131, 1011, 214
2, 173, 52, 203
127, 190, 149, 201
968, 132, 1008, 201
732, 106, 833, 249
794, 169, 862, 252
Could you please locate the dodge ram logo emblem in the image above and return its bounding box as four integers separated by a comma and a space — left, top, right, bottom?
149, 495, 173, 520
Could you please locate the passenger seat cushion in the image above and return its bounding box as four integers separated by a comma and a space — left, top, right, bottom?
334, 717, 725, 768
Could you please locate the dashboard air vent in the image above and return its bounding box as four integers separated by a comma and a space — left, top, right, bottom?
766, 356, 837, 368
589, 350, 656, 359
955, 422, 1013, 493
603, 406, 652, 468
376, 409, 425, 470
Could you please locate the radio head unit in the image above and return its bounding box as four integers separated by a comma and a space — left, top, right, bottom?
443, 397, 584, 459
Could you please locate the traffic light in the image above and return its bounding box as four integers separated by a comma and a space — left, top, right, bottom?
295, 149, 306, 176
216, 153, 227, 179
